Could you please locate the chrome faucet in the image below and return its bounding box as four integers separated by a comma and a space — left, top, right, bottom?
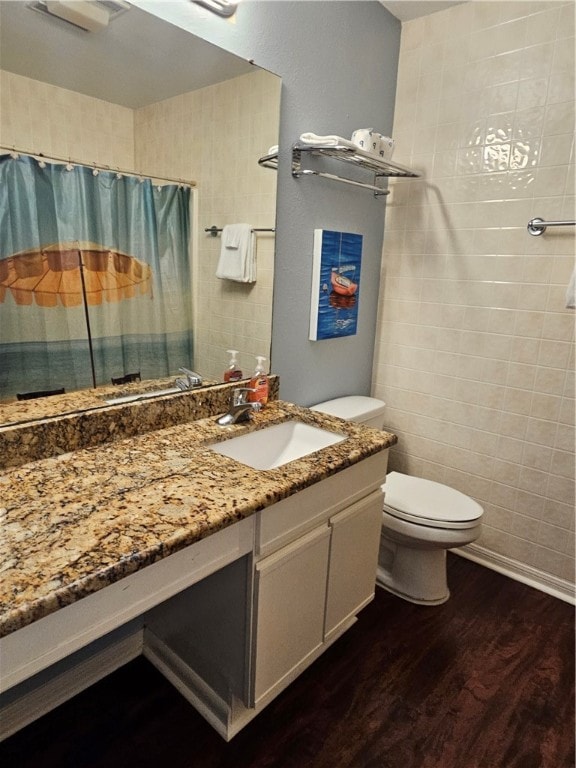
175, 367, 203, 390
216, 387, 261, 426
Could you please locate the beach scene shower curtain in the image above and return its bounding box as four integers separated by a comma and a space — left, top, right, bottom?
0, 154, 193, 400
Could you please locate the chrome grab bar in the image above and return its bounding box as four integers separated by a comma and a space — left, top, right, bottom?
527, 217, 576, 236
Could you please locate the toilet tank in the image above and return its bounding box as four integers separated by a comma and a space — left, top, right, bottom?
310, 396, 386, 429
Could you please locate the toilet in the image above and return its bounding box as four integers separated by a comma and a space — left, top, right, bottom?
310, 396, 484, 606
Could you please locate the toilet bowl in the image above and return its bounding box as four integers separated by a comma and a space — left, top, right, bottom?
310, 396, 483, 605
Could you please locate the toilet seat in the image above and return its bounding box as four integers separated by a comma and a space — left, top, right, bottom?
382, 471, 483, 531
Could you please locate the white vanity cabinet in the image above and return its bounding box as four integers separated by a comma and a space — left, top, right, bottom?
251, 488, 384, 707
143, 451, 388, 740
248, 452, 387, 712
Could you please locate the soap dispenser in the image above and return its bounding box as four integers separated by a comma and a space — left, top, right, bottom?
248, 356, 269, 405
224, 349, 243, 382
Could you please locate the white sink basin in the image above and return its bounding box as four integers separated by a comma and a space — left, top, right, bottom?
209, 420, 346, 470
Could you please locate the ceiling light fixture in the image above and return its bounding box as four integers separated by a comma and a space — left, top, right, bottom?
45, 1, 110, 31
27, 1, 130, 32
192, 0, 239, 18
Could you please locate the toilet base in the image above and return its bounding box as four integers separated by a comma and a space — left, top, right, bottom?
376, 542, 450, 605
376, 565, 450, 605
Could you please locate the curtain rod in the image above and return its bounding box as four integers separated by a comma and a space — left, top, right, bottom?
0, 145, 197, 188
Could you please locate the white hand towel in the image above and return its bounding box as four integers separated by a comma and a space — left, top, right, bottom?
223, 224, 244, 249
216, 224, 256, 283
566, 267, 576, 309
299, 132, 358, 150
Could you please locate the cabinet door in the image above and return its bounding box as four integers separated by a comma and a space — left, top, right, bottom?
251, 525, 330, 705
324, 490, 383, 642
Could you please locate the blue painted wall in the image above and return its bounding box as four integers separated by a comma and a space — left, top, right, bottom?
142, 0, 401, 405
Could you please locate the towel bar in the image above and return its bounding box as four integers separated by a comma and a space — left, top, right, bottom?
294, 168, 390, 196
527, 218, 576, 236
205, 226, 275, 237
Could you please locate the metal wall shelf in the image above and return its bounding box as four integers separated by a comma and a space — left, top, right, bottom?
292, 141, 420, 196
258, 151, 278, 171
258, 141, 421, 196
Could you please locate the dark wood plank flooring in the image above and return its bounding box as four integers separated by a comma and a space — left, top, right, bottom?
1, 555, 574, 768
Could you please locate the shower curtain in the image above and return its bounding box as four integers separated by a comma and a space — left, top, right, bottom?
0, 153, 193, 399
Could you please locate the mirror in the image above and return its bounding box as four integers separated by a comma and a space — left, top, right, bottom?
0, 1, 280, 423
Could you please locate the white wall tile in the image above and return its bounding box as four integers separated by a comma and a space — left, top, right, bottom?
375, 1, 575, 588
1, 71, 134, 168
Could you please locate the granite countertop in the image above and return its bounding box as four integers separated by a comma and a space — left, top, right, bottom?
0, 401, 396, 639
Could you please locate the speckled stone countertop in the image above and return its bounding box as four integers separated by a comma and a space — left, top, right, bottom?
0, 400, 396, 639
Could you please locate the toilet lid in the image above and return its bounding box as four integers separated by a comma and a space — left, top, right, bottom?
382, 472, 483, 529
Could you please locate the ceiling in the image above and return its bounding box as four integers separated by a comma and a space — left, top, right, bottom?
380, 0, 467, 22
0, 1, 255, 109
0, 0, 470, 110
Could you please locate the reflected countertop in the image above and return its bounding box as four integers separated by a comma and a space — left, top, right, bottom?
0, 400, 396, 639
0, 376, 218, 428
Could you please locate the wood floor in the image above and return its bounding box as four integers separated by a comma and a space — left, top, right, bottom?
1, 555, 574, 768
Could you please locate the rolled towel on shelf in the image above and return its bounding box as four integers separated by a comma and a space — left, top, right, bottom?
216, 224, 256, 284
298, 132, 358, 150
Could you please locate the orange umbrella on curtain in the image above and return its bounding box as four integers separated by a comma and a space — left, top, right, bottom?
0, 241, 154, 388
0, 241, 153, 307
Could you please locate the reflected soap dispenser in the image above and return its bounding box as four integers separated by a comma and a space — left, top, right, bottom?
248, 356, 269, 405
224, 349, 243, 382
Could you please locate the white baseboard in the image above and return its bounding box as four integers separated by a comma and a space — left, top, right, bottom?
455, 544, 575, 605
0, 629, 143, 742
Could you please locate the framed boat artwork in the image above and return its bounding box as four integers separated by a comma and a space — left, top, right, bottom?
309, 229, 363, 341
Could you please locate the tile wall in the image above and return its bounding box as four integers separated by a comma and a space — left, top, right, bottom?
374, 1, 575, 597
0, 70, 134, 168
135, 70, 280, 382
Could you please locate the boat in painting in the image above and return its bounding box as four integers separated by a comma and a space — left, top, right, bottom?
330, 267, 358, 296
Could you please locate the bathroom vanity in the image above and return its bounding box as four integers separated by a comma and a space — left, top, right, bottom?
0, 384, 395, 740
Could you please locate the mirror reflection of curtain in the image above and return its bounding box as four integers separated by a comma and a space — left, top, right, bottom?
0, 154, 193, 399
